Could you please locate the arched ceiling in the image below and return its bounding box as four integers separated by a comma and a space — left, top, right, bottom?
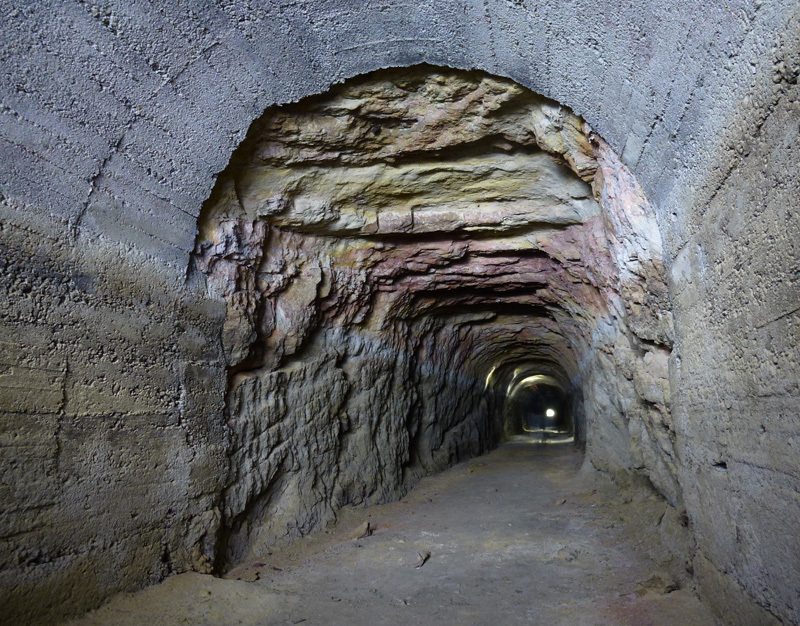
0, 1, 791, 277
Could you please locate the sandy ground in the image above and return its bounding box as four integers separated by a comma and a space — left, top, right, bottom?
65, 441, 720, 626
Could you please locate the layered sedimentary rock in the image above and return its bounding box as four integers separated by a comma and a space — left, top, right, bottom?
191, 67, 678, 568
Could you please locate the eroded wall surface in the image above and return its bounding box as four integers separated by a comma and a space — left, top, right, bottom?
0, 2, 798, 625
189, 68, 674, 567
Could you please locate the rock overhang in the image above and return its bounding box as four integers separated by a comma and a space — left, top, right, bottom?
195, 66, 629, 368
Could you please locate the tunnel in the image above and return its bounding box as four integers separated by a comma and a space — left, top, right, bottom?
1, 4, 799, 626
188, 65, 677, 569
503, 372, 573, 442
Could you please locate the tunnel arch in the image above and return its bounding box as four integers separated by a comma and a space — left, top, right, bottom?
503, 371, 574, 442
191, 64, 675, 569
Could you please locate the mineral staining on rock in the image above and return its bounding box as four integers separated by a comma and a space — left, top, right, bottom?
191, 67, 677, 568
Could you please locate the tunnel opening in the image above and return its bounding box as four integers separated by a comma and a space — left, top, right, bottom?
505, 374, 573, 443
189, 64, 676, 572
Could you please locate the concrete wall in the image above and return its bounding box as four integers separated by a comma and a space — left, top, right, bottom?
668, 20, 800, 624
1, 1, 798, 624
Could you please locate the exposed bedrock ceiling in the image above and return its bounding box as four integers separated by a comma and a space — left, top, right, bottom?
190, 66, 677, 569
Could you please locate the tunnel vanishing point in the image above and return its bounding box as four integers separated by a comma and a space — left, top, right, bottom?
1, 3, 799, 625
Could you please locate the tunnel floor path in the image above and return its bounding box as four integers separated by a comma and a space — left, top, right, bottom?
67, 442, 718, 626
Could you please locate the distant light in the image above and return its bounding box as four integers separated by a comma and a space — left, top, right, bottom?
546, 409, 556, 418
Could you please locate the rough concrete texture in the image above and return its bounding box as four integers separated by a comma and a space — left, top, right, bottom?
65, 443, 718, 626
0, 2, 798, 625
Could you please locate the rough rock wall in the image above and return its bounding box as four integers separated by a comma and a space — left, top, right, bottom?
190, 67, 676, 568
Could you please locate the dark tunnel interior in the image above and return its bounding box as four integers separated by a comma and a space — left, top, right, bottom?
503, 374, 574, 443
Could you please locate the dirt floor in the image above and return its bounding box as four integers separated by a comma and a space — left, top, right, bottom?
65, 441, 720, 626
